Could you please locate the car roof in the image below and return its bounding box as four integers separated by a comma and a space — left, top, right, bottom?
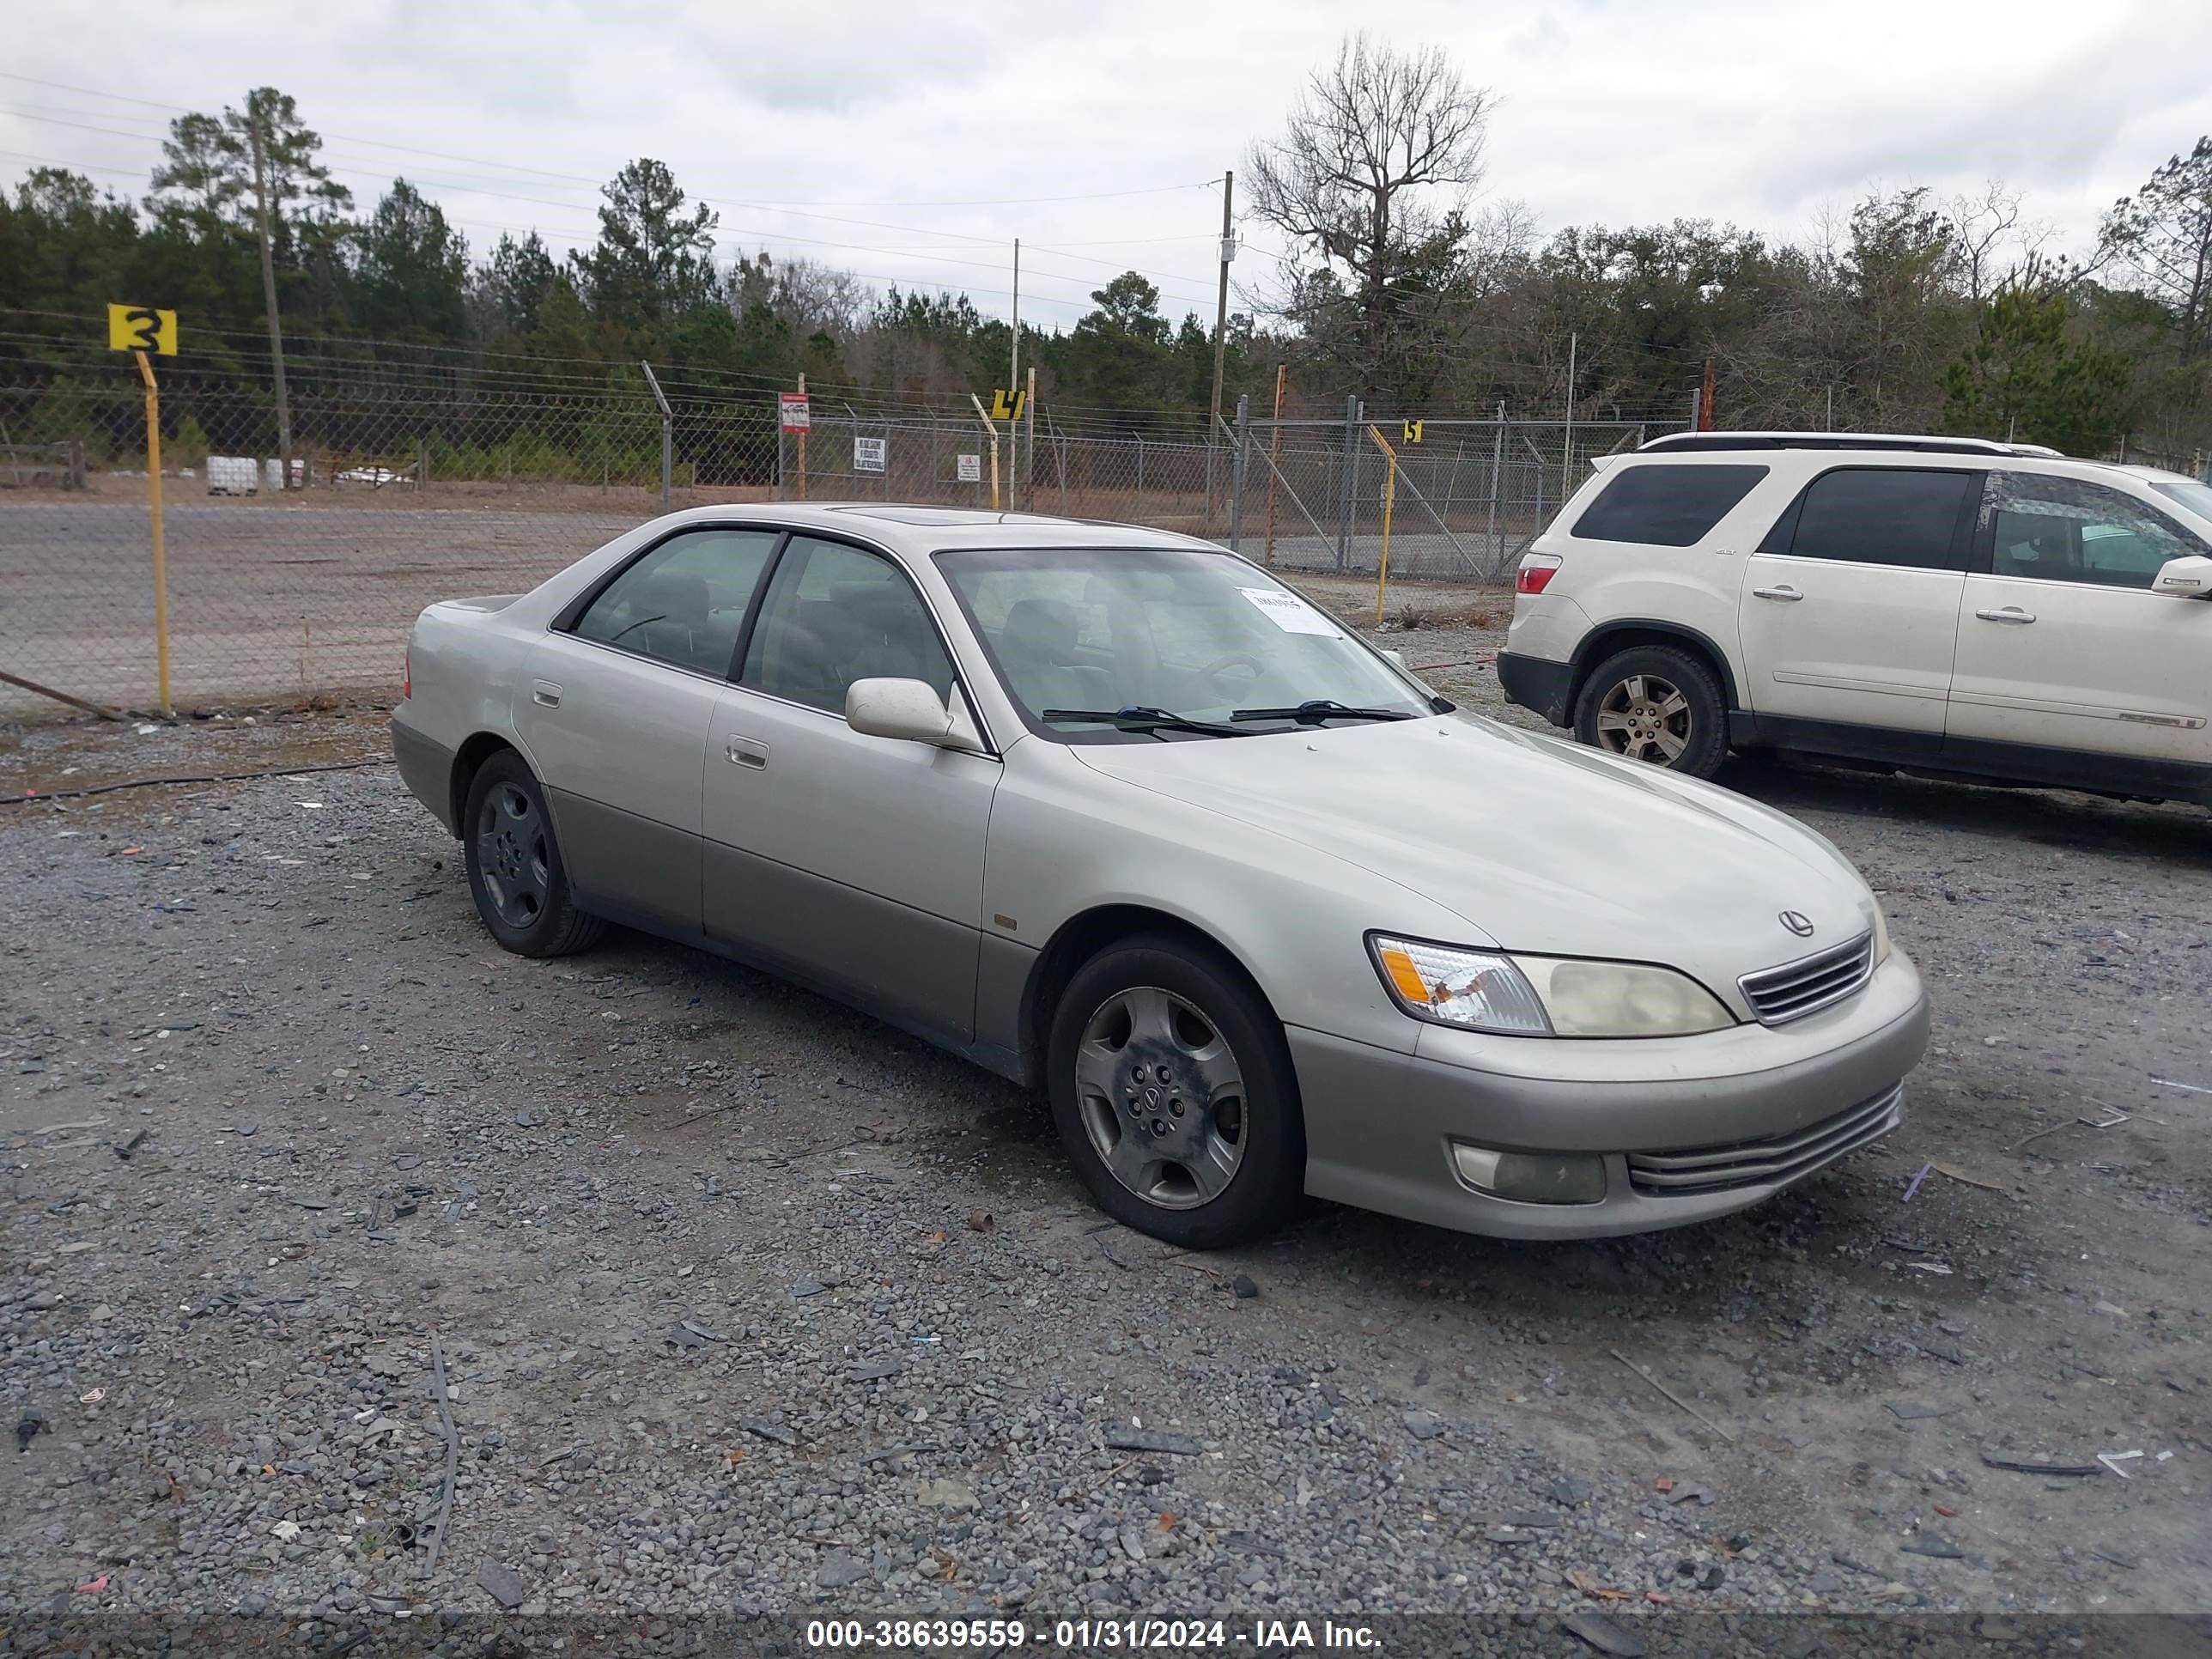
641, 501, 1223, 554
2106, 463, 2204, 485
1638, 430, 2062, 459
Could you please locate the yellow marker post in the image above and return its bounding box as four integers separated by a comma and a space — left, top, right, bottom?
968, 393, 1002, 512
1367, 425, 1399, 625
109, 305, 178, 716
107, 304, 178, 356
136, 350, 173, 716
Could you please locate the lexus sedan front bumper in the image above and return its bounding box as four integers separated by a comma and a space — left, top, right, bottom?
1290, 949, 1929, 1238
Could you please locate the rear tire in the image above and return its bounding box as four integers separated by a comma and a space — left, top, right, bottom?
461, 750, 606, 957
1574, 644, 1729, 779
1047, 937, 1304, 1249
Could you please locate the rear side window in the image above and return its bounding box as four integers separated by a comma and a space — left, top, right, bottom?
1569, 464, 1768, 547
1778, 468, 1974, 570
569, 527, 779, 676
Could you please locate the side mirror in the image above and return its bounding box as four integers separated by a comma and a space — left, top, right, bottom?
847, 678, 989, 751
846, 678, 957, 744
2151, 554, 2212, 599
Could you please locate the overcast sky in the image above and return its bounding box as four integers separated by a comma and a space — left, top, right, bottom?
5, 0, 2208, 331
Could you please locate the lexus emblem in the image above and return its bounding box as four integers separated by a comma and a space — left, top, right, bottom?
1779, 910, 1815, 938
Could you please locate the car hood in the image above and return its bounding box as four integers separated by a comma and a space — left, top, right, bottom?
1071, 715, 1875, 996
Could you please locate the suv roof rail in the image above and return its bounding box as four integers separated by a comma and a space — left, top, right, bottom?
1638, 430, 2059, 459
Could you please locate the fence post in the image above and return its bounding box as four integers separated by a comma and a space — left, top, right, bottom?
1486, 404, 1504, 577
1135, 435, 1146, 520
1228, 395, 1250, 550
639, 362, 672, 509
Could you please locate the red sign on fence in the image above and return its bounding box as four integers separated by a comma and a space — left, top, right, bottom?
779, 393, 811, 433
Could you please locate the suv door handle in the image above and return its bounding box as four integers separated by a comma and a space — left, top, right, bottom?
1750, 584, 1803, 602
1974, 605, 2037, 624
531, 679, 562, 707
725, 736, 769, 769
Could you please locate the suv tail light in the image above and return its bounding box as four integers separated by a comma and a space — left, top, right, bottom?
1516, 553, 1563, 596
401, 646, 410, 701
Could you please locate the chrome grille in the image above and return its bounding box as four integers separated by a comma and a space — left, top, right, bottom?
1626, 1085, 1902, 1196
1739, 932, 1875, 1025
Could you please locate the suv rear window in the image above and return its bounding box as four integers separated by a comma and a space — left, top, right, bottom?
1569, 464, 1768, 547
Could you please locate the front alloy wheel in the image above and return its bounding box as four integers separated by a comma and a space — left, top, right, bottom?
1073, 986, 1248, 1211
1048, 937, 1304, 1249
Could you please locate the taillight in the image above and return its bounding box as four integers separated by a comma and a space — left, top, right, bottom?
402, 646, 411, 701
1516, 554, 1562, 596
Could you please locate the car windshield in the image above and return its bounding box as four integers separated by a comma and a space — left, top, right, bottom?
2149, 479, 2212, 528
934, 545, 1431, 740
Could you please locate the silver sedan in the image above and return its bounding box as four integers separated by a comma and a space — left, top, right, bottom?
392, 505, 1929, 1247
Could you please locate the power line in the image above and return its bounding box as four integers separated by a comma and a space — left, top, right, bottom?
0, 74, 1218, 209
0, 105, 1228, 306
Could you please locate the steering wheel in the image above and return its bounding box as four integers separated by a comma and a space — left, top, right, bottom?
1196, 653, 1266, 695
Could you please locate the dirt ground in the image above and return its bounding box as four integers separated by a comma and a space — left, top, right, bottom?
2, 586, 2209, 1654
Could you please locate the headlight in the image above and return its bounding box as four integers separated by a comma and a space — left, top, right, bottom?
1370, 934, 1734, 1037
1370, 937, 1551, 1034
1870, 896, 1892, 964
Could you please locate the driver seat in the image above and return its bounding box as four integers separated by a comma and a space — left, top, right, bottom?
997, 599, 1111, 712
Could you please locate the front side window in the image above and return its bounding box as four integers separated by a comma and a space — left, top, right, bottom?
1782, 467, 1975, 570
570, 527, 778, 675
741, 537, 957, 713
936, 546, 1427, 741
1569, 463, 1768, 547
1985, 471, 2208, 590
2149, 478, 2212, 527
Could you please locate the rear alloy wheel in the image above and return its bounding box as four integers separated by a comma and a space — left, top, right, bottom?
1048, 938, 1303, 1249
462, 750, 606, 957
1574, 644, 1728, 778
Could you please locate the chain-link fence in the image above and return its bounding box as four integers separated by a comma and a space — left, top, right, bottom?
1225, 410, 1674, 582
0, 349, 1685, 719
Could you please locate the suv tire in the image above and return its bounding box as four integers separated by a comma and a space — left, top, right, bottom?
1574, 644, 1729, 779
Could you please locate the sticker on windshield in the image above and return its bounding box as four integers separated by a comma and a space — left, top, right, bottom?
1237, 586, 1341, 637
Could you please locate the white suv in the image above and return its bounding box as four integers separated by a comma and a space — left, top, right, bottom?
1499, 434, 2212, 803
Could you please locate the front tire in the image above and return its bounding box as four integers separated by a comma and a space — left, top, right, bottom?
461, 750, 606, 957
1047, 937, 1304, 1249
1574, 644, 1729, 778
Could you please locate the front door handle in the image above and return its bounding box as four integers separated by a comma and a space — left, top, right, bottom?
725, 735, 769, 770
531, 679, 562, 707
1974, 605, 2037, 624
1751, 584, 1803, 602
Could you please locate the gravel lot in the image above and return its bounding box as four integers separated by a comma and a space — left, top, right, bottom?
3, 580, 2209, 1655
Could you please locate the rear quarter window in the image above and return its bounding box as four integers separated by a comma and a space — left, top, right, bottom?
1569, 464, 1770, 547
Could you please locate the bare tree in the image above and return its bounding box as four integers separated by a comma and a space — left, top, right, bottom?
1942, 180, 2060, 303
1246, 33, 1494, 397
2098, 137, 2212, 364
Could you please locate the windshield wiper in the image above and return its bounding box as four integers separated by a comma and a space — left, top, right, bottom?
1230, 699, 1416, 725
1040, 705, 1251, 738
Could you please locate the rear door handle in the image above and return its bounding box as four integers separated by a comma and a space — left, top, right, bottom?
1750, 584, 1803, 602
725, 735, 769, 769
1974, 605, 2036, 624
531, 679, 562, 707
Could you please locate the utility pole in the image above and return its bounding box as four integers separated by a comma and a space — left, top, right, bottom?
1208, 171, 1235, 433
1010, 239, 1020, 404
246, 109, 292, 488
1562, 331, 1577, 505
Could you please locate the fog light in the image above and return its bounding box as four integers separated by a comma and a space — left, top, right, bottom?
1451, 1143, 1607, 1205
